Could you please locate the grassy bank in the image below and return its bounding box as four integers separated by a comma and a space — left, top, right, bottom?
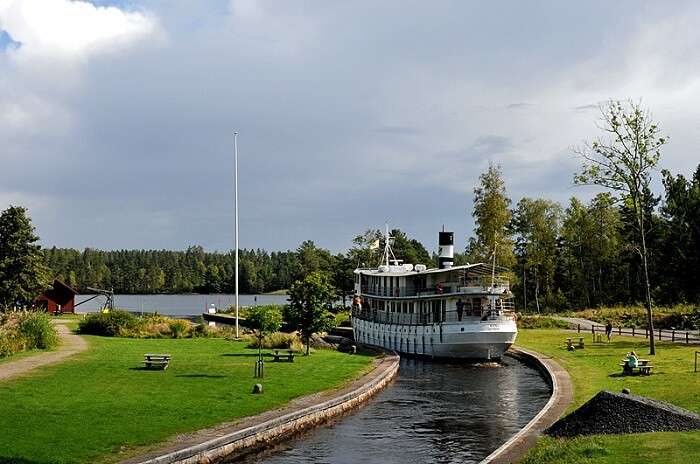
0, 336, 374, 464
517, 329, 700, 463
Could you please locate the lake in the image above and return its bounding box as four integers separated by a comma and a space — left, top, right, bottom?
74, 294, 289, 316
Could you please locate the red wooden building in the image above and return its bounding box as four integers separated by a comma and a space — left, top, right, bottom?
36, 280, 77, 314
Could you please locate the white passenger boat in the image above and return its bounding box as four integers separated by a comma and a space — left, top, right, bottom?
351, 229, 517, 360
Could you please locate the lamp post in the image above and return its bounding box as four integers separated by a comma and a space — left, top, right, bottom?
234, 131, 240, 339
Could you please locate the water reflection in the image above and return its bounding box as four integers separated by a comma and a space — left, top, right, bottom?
240, 357, 550, 464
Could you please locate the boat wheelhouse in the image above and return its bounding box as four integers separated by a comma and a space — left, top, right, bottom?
351, 230, 517, 359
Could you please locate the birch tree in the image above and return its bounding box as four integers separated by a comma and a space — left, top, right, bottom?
574, 99, 667, 355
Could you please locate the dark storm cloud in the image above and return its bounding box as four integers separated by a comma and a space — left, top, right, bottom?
3, 0, 700, 252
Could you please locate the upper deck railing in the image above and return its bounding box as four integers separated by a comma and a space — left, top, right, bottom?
360, 277, 510, 298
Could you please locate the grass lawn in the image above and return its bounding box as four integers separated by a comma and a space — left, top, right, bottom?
0, 336, 374, 464
517, 329, 700, 463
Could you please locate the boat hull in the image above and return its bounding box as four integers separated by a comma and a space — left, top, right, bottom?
351, 317, 517, 360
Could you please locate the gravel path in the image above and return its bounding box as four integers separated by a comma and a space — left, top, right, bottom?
0, 319, 88, 382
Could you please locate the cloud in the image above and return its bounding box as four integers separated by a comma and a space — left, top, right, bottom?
0, 0, 158, 60
2, 1, 700, 253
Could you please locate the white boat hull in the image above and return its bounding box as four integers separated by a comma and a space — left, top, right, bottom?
351, 317, 517, 360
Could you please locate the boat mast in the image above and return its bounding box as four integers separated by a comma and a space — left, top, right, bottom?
234, 131, 240, 339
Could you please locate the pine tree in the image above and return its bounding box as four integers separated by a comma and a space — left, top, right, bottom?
0, 206, 51, 308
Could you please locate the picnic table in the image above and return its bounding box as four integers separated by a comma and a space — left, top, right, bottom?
271, 350, 295, 362
619, 358, 653, 375
565, 337, 585, 350
143, 353, 171, 370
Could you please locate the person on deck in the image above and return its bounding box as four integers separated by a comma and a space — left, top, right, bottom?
456, 298, 465, 321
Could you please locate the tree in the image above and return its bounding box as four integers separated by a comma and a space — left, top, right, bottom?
574, 99, 667, 355
0, 206, 50, 308
513, 198, 562, 312
246, 305, 283, 361
467, 163, 516, 268
287, 271, 336, 355
659, 165, 700, 303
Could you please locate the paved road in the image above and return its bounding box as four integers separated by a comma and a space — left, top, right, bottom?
0, 319, 88, 382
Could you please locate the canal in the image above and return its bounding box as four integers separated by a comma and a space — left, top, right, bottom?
240, 357, 551, 464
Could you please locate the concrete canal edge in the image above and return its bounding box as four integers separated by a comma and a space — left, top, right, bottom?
481, 346, 573, 464
122, 353, 400, 464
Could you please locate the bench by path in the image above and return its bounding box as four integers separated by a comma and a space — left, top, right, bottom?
0, 319, 88, 383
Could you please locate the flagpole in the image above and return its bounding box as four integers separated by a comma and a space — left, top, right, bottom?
234, 131, 239, 339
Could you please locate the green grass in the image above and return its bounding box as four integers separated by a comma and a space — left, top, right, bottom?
264, 289, 289, 295
0, 336, 374, 464
517, 329, 700, 463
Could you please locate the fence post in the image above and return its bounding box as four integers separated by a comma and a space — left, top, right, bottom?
687, 332, 690, 344
672, 330, 675, 342
591, 325, 595, 335
632, 327, 635, 337
578, 324, 580, 333
659, 328, 662, 341
618, 326, 622, 336
645, 328, 648, 339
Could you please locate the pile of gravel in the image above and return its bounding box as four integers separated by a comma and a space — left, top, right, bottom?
546, 390, 700, 437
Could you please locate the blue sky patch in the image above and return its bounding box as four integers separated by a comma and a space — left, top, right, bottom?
0, 30, 21, 51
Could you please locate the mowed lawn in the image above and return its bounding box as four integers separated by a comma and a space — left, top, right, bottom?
517, 329, 700, 463
0, 336, 374, 464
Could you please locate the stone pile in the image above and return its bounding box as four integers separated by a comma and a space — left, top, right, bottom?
546, 390, 700, 437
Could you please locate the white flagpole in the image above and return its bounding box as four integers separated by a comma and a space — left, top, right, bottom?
234, 131, 240, 339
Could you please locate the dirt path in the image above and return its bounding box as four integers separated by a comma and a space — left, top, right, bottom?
0, 319, 88, 382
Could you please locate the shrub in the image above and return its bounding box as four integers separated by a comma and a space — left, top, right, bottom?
77, 311, 137, 336
18, 311, 58, 349
168, 319, 191, 338
517, 315, 571, 329
246, 331, 301, 350
0, 311, 59, 357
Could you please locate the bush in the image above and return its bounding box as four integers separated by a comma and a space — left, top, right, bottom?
18, 311, 58, 349
168, 319, 191, 338
77, 311, 137, 336
517, 315, 571, 329
246, 332, 303, 351
0, 311, 59, 357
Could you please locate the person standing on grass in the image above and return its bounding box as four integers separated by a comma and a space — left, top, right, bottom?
605, 321, 613, 341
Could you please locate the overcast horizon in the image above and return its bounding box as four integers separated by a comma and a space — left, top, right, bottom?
2, 1, 700, 254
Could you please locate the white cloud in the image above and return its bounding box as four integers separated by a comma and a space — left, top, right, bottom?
0, 0, 159, 60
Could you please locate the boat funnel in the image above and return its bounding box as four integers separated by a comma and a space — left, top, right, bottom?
438, 231, 454, 269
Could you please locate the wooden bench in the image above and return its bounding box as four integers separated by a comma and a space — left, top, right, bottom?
619, 359, 653, 375
143, 353, 171, 370
565, 337, 585, 350
271, 350, 295, 362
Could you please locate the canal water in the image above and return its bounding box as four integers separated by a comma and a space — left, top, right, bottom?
74, 294, 289, 316
241, 357, 551, 464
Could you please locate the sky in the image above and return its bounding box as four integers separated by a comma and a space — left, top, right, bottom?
1, 0, 700, 254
